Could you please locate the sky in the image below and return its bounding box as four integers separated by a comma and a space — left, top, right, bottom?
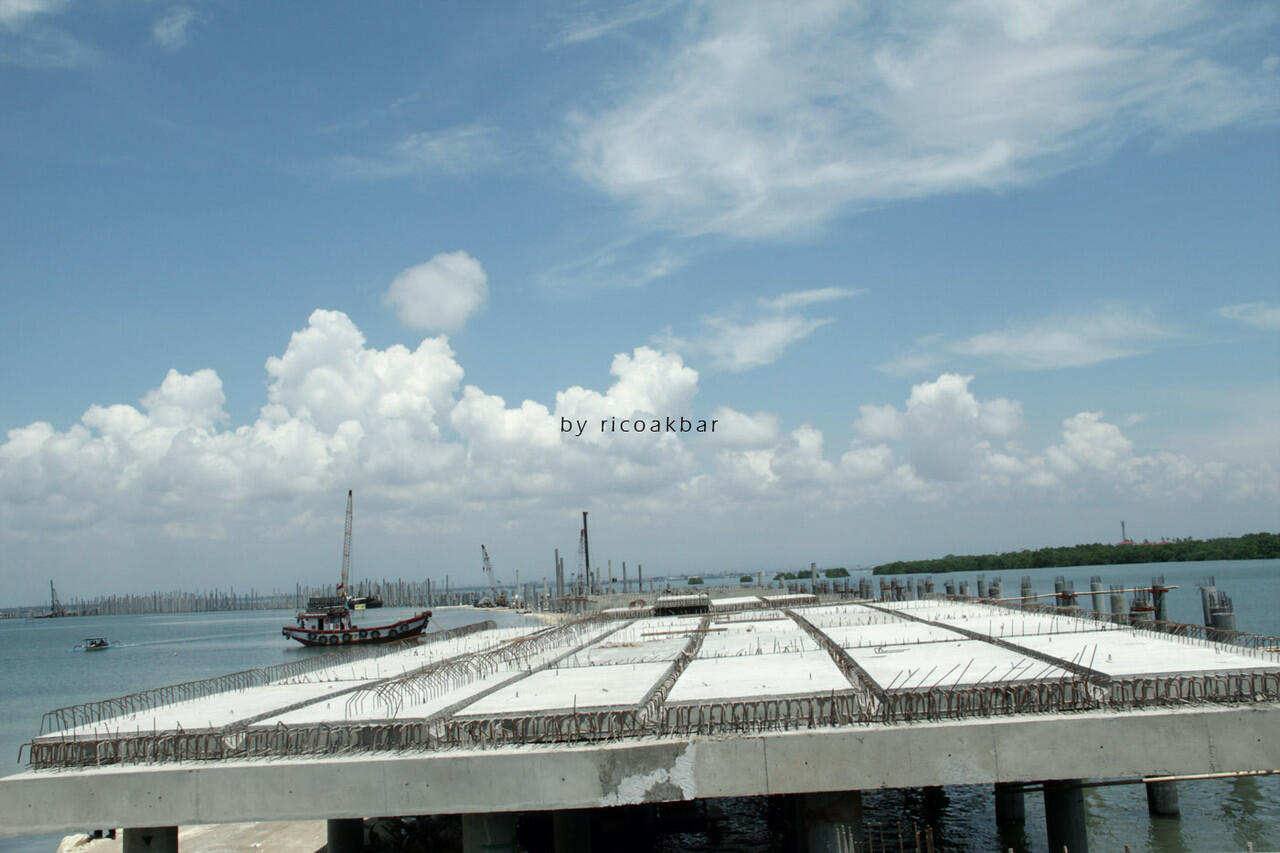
2, 0, 1278, 606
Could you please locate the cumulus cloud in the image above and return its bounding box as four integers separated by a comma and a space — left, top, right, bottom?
382, 251, 489, 333
570, 0, 1278, 237
897, 373, 1022, 481
1216, 302, 1280, 331
2, 312, 1274, 589
151, 6, 200, 51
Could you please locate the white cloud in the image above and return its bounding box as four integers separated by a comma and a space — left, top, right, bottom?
700, 314, 833, 372
707, 407, 780, 448
898, 373, 1022, 481
3, 315, 1275, 595
569, 0, 1278, 237
0, 0, 91, 69
329, 125, 499, 181
151, 6, 200, 51
1216, 302, 1280, 331
552, 0, 683, 46
382, 251, 489, 333
881, 307, 1172, 375
757, 287, 862, 312
0, 0, 63, 25
951, 308, 1172, 369
656, 286, 852, 371
1045, 411, 1134, 475
853, 403, 903, 442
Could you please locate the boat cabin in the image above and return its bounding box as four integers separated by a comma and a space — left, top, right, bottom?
294, 607, 353, 632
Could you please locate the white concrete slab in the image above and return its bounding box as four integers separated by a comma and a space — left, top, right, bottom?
667, 651, 850, 703
698, 618, 818, 658
847, 639, 1072, 689
459, 662, 673, 715
1011, 629, 1277, 678
822, 621, 968, 649
42, 682, 352, 739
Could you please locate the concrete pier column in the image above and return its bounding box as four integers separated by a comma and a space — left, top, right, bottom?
1146, 779, 1180, 816
798, 790, 864, 853
996, 782, 1029, 853
463, 812, 518, 853
1043, 779, 1088, 853
326, 818, 364, 853
1110, 586, 1126, 625
995, 782, 1025, 824
122, 826, 178, 852
553, 808, 592, 853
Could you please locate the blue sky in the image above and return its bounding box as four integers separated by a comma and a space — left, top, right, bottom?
2, 0, 1278, 605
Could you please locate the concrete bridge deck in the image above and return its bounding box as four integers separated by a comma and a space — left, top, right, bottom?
4, 595, 1279, 850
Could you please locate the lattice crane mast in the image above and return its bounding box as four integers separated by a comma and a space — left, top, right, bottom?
481, 544, 506, 606
338, 490, 353, 602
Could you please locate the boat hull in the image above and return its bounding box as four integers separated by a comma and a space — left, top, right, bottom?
282, 611, 430, 647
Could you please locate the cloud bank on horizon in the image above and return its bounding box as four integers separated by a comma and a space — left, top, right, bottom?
3, 306, 1272, 556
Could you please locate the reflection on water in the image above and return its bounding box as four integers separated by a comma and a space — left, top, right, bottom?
1224, 777, 1273, 852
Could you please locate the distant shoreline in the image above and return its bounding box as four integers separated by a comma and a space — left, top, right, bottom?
872, 532, 1278, 575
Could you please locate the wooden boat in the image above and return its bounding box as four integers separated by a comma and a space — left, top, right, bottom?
282, 606, 430, 647
285, 489, 428, 647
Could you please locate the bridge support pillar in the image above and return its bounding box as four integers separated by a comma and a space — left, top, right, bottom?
798, 790, 864, 853
122, 826, 178, 852
995, 781, 1025, 824
326, 818, 364, 853
1043, 779, 1088, 853
995, 783, 1029, 852
463, 811, 519, 853
1145, 779, 1180, 817
553, 808, 592, 853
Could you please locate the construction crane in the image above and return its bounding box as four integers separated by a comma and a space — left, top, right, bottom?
480, 544, 507, 607
337, 490, 353, 603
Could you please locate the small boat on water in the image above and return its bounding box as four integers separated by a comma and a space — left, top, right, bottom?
282, 606, 430, 647
75, 637, 115, 651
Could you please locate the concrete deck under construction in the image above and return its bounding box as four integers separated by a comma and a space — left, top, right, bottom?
3, 596, 1279, 840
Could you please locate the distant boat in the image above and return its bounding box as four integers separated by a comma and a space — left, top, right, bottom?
75, 637, 116, 651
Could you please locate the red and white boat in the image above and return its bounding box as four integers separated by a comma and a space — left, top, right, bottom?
283, 489, 430, 647
282, 605, 430, 647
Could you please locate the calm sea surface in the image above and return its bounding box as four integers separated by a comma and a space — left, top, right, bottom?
1, 560, 1276, 852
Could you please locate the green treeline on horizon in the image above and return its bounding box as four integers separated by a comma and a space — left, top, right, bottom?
872, 532, 1280, 575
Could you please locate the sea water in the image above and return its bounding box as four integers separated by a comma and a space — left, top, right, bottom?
1, 560, 1276, 852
